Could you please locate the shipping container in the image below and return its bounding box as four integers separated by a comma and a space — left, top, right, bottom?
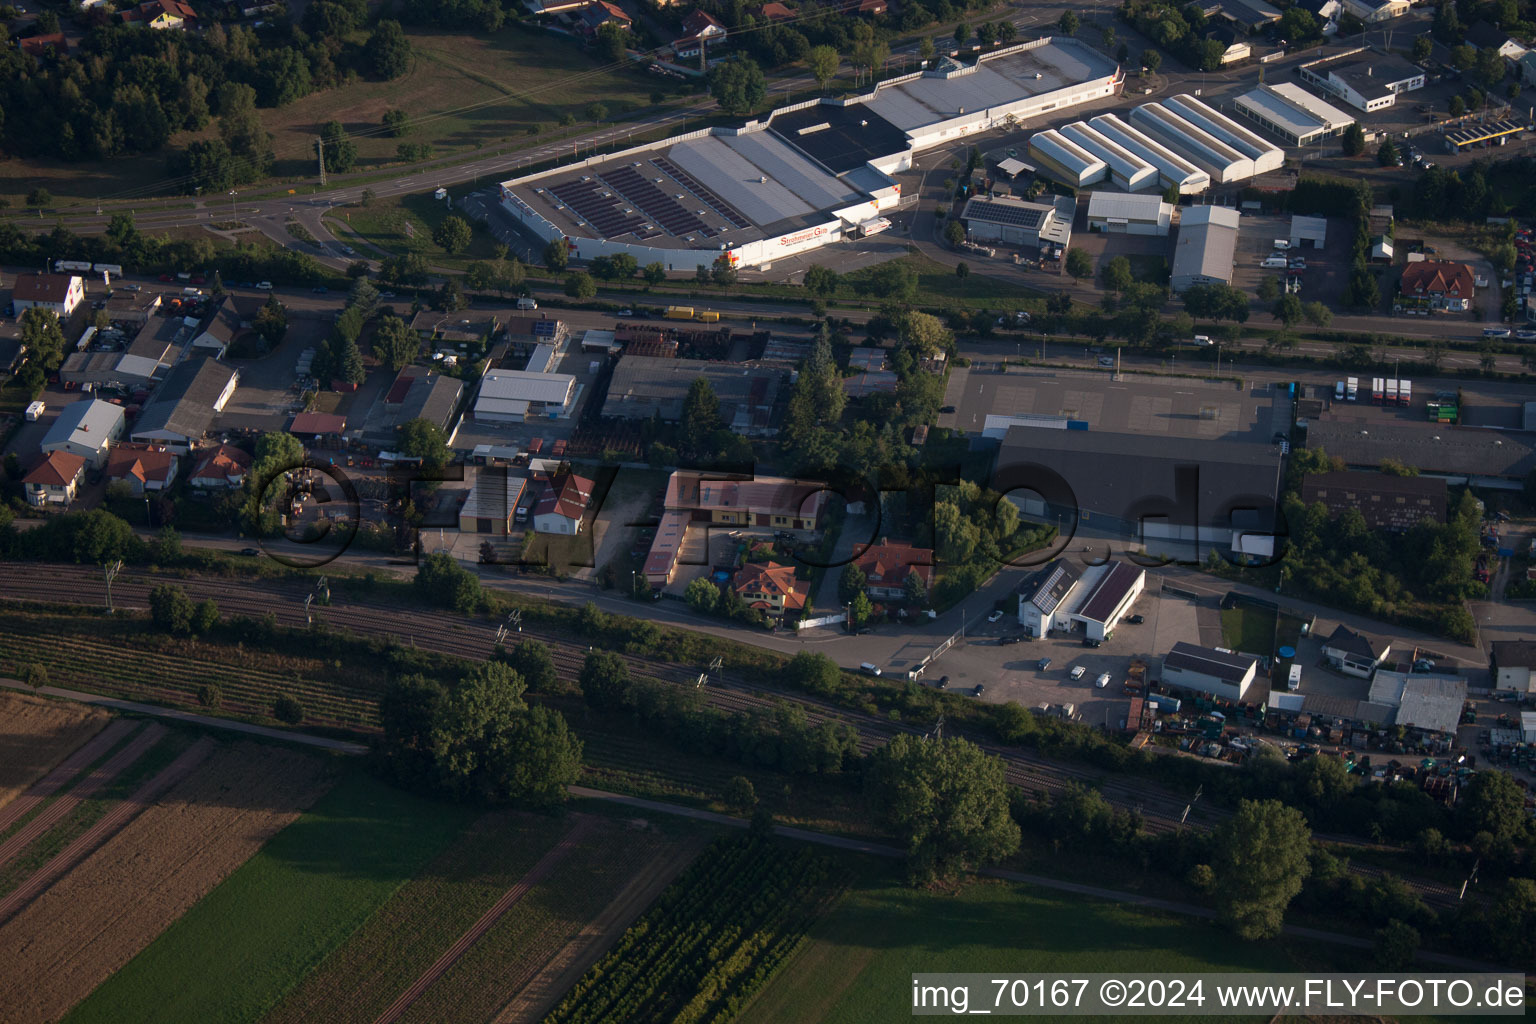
1147, 694, 1182, 714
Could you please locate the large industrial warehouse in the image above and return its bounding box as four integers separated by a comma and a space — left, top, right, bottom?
1088, 114, 1211, 194
497, 37, 1122, 270
1234, 83, 1356, 146
1058, 121, 1160, 192
1170, 205, 1241, 292
1126, 94, 1284, 186
1028, 128, 1110, 188
1162, 94, 1285, 174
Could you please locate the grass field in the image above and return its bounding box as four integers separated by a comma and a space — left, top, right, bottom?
1219, 605, 1276, 658
62, 769, 477, 1024
330, 192, 501, 270
736, 869, 1376, 1024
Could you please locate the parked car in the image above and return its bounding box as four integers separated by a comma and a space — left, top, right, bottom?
1098, 356, 1115, 367
973, 684, 985, 696
1128, 613, 1145, 624
1082, 637, 1102, 648
239, 547, 263, 557
999, 635, 1023, 645
940, 405, 956, 413
617, 308, 634, 317
1038, 657, 1052, 670
312, 286, 328, 294
1095, 672, 1111, 688
256, 281, 273, 290
1516, 330, 1536, 340
122, 283, 142, 292
936, 675, 950, 688
158, 274, 174, 282
987, 609, 1005, 623
1069, 666, 1085, 680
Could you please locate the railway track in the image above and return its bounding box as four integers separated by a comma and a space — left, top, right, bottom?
0, 563, 1467, 901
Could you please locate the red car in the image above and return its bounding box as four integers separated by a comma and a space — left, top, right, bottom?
190, 275, 205, 285
158, 273, 173, 282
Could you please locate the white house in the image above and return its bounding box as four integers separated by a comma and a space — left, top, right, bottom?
1490, 641, 1536, 693
23, 451, 85, 508
40, 398, 126, 468
673, 9, 726, 59
1017, 559, 1083, 637
1322, 624, 1390, 678
1087, 192, 1174, 237
532, 473, 593, 534
1160, 642, 1262, 702
1341, 0, 1408, 21
12, 273, 84, 318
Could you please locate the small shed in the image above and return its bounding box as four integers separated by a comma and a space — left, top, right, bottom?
1290, 214, 1327, 249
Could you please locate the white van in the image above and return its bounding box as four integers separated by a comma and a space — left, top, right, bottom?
1287, 665, 1302, 691
516, 297, 538, 310
1192, 334, 1211, 346
182, 287, 202, 297
1334, 381, 1346, 400
1273, 239, 1290, 250
859, 662, 882, 676
1261, 257, 1287, 268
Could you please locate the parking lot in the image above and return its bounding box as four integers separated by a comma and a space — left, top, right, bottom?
1226, 212, 1346, 311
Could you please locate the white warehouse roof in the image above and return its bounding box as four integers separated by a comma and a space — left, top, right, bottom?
1059, 121, 1160, 192
1028, 129, 1109, 186
1171, 205, 1241, 290
1087, 192, 1174, 228
1163, 94, 1285, 174
1089, 114, 1211, 194
1130, 103, 1254, 183
475, 370, 576, 418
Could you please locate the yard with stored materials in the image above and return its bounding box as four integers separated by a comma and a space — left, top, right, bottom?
0, 693, 110, 811
0, 740, 332, 1024
735, 871, 1380, 1024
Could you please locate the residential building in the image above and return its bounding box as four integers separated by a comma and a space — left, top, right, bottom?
643, 470, 827, 586
23, 451, 86, 508
41, 399, 126, 467
1490, 640, 1536, 693
1207, 25, 1250, 65
576, 0, 629, 34
105, 442, 179, 495
19, 32, 69, 57
374, 365, 464, 444
1015, 558, 1144, 641
854, 538, 934, 601
1218, 0, 1281, 30
1466, 21, 1527, 61
673, 10, 726, 59
458, 468, 528, 535
532, 473, 594, 534
119, 0, 197, 27
602, 356, 782, 435
473, 369, 577, 422
12, 273, 84, 318
1170, 205, 1241, 292
843, 371, 900, 398
102, 291, 163, 326
1341, 0, 1408, 21
1399, 259, 1475, 312
191, 294, 245, 356
1300, 470, 1447, 531
754, 1, 795, 21
1161, 641, 1262, 702
1322, 624, 1390, 678
733, 561, 806, 618
129, 356, 239, 453
0, 328, 23, 375
1086, 192, 1173, 236
188, 444, 252, 489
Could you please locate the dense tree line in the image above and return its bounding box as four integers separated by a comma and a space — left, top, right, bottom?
1117, 0, 1226, 73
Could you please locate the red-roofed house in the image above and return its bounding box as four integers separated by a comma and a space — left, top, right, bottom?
189, 444, 253, 489
854, 538, 934, 601
533, 473, 594, 534
105, 442, 179, 495
24, 451, 85, 508
19, 33, 70, 58
120, 0, 197, 28
733, 561, 806, 617
12, 273, 84, 318
289, 411, 348, 447
1398, 259, 1475, 312
753, 2, 795, 21
673, 10, 726, 59
577, 0, 630, 35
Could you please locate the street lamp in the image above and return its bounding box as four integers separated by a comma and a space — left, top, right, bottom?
229, 191, 238, 221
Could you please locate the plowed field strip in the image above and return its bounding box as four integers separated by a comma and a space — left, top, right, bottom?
0, 693, 111, 812
0, 720, 137, 833
0, 737, 216, 926
371, 818, 599, 1024
0, 724, 162, 870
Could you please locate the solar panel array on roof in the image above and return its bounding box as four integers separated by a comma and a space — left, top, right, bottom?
965, 198, 1046, 228
602, 165, 714, 238
651, 156, 750, 229
1029, 561, 1079, 614
547, 179, 649, 238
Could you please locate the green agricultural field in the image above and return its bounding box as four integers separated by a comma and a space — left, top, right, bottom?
63, 769, 477, 1024
737, 870, 1375, 1024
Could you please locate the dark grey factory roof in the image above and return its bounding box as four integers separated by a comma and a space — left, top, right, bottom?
995, 426, 1282, 529
133, 356, 236, 440
404, 374, 464, 433
769, 102, 910, 175
1020, 558, 1081, 615
1164, 641, 1257, 683
1078, 561, 1143, 623
1323, 624, 1379, 659
1305, 419, 1536, 479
